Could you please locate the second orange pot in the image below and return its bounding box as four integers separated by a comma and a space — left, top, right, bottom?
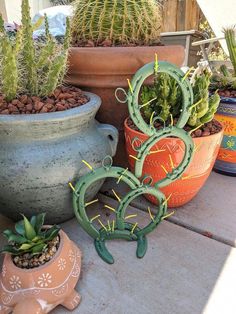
124, 119, 223, 207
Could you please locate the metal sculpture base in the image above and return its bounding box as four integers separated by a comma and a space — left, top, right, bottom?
94, 224, 147, 264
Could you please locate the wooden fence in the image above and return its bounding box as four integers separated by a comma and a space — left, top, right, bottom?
161, 0, 202, 32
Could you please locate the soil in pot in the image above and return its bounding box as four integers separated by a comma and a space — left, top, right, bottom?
0, 86, 88, 115
127, 117, 222, 138
12, 236, 60, 269
218, 89, 236, 98
125, 117, 223, 207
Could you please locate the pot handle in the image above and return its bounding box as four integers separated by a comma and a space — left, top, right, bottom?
97, 124, 119, 157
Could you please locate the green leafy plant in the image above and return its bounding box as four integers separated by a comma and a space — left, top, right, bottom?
211, 26, 236, 90
0, 0, 71, 102
141, 67, 220, 128
1, 213, 60, 255
71, 0, 162, 46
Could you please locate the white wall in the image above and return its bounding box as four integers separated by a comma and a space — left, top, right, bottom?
0, 0, 52, 23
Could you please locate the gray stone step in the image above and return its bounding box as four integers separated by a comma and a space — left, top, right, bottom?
101, 171, 236, 247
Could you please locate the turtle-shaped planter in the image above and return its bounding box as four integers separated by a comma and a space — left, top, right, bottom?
0, 230, 81, 314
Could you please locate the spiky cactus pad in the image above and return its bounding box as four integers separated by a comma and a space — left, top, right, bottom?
72, 61, 194, 264
71, 0, 162, 46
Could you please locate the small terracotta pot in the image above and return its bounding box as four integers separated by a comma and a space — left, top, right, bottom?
214, 97, 236, 176
0, 229, 82, 314
67, 46, 185, 166
124, 119, 224, 207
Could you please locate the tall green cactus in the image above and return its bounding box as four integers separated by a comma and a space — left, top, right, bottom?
224, 26, 236, 76
71, 0, 162, 46
140, 66, 220, 128
0, 16, 18, 102
0, 0, 70, 102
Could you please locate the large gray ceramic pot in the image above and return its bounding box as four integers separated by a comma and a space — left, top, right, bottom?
0, 92, 118, 223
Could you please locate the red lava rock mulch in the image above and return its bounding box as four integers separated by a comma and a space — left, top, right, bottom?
0, 86, 89, 115
127, 117, 222, 138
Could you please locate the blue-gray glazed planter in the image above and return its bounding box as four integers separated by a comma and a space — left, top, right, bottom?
0, 92, 118, 223
214, 96, 236, 176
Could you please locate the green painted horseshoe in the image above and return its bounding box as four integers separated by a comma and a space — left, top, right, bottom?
73, 60, 194, 264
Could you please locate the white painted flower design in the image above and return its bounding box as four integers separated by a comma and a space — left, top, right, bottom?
2, 265, 6, 277
69, 250, 75, 262
58, 258, 66, 271
9, 275, 22, 290
37, 273, 52, 288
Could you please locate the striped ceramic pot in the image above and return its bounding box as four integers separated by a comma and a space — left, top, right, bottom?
214, 96, 236, 176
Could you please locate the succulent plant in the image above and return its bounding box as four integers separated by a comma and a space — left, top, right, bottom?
211, 26, 236, 90
0, 0, 71, 102
71, 0, 162, 46
141, 65, 220, 128
1, 213, 60, 256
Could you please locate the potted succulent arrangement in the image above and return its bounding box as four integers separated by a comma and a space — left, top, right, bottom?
125, 62, 224, 207
68, 0, 185, 165
0, 0, 118, 223
211, 26, 236, 176
0, 213, 82, 314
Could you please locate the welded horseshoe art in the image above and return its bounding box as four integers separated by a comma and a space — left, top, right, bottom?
71, 60, 194, 264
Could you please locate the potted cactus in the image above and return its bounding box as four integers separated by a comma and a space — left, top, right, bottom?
125, 62, 224, 207
0, 0, 118, 223
212, 26, 236, 176
67, 0, 185, 165
0, 213, 82, 313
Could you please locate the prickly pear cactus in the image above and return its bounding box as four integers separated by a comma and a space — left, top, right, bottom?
72, 61, 194, 264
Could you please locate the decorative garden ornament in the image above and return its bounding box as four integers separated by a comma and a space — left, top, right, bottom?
72, 60, 194, 264
0, 229, 81, 314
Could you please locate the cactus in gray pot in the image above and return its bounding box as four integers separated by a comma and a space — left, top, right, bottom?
0, 0, 71, 103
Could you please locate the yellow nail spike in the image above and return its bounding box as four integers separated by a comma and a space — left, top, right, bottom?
82, 160, 94, 171
98, 219, 108, 232
140, 97, 157, 108
117, 168, 128, 184
85, 199, 99, 207
131, 223, 138, 234
147, 207, 154, 222
150, 111, 155, 126
169, 154, 174, 169
112, 189, 121, 202
189, 124, 203, 135
161, 165, 168, 174
129, 155, 140, 161
154, 53, 158, 73
170, 114, 174, 126
68, 182, 75, 192
182, 66, 194, 82
161, 211, 175, 220
104, 205, 117, 213
125, 214, 138, 220
127, 79, 133, 94
90, 214, 100, 223
107, 220, 111, 231
149, 149, 166, 154
162, 193, 173, 206
112, 220, 115, 232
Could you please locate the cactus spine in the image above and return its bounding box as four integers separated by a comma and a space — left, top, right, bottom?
71, 0, 162, 46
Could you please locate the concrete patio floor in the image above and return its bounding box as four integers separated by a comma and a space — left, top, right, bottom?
0, 171, 235, 314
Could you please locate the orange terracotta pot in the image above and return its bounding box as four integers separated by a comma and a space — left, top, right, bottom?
124, 119, 224, 207
67, 46, 185, 166
0, 229, 82, 314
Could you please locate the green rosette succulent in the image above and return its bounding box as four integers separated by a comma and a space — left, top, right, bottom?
1, 213, 60, 256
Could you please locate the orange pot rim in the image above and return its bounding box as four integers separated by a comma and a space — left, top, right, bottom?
124, 117, 224, 142
4, 228, 69, 274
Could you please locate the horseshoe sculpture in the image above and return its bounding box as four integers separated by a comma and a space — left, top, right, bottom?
72, 61, 194, 264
